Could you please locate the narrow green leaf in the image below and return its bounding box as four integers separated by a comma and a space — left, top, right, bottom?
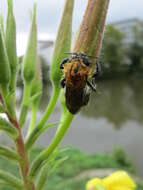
36, 150, 58, 190
37, 148, 68, 190
25, 122, 58, 150
6, 0, 18, 92
0, 117, 18, 139
0, 180, 22, 190
0, 145, 19, 162
0, 170, 22, 189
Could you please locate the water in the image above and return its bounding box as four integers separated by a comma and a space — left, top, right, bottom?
36, 76, 143, 176
1, 76, 143, 176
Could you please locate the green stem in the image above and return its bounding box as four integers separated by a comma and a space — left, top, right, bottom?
25, 87, 60, 150
29, 112, 74, 179
19, 82, 31, 127
26, 104, 38, 139
38, 87, 60, 128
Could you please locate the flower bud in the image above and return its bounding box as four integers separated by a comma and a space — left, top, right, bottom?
23, 3, 37, 83
0, 28, 11, 85
30, 58, 42, 106
6, 0, 18, 91
50, 0, 74, 89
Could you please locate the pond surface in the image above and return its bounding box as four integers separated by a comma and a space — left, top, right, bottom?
36, 76, 143, 176
1, 76, 143, 176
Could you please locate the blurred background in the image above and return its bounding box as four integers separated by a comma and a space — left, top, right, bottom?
0, 0, 143, 188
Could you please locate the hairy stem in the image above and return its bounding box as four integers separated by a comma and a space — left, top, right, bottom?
9, 117, 35, 190
74, 0, 110, 57
19, 82, 31, 127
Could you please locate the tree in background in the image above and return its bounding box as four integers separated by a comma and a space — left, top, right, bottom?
127, 21, 143, 73
101, 24, 125, 73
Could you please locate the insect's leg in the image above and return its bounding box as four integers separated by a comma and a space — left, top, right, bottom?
86, 80, 96, 92
82, 58, 92, 66
83, 87, 90, 105
60, 58, 69, 69
94, 61, 100, 77
60, 78, 66, 88
92, 61, 101, 85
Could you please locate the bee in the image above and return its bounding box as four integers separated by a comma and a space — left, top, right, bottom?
60, 52, 99, 114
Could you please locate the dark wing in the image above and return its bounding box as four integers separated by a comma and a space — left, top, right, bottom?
65, 86, 90, 114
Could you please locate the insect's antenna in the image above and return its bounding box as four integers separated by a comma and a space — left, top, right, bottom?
64, 52, 77, 55
87, 55, 99, 59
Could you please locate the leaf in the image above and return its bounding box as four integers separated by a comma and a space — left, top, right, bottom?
0, 170, 22, 189
37, 155, 68, 190
0, 145, 19, 162
0, 117, 18, 139
36, 148, 68, 190
25, 122, 58, 150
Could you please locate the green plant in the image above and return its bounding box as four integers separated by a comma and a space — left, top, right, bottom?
0, 0, 110, 189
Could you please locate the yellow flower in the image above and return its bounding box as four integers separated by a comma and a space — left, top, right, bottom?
86, 171, 136, 190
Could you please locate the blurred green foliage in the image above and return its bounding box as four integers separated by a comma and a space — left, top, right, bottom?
0, 146, 141, 190
101, 21, 143, 77
127, 21, 143, 73
102, 24, 125, 71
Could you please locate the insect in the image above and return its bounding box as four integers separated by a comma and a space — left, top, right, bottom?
60, 52, 99, 114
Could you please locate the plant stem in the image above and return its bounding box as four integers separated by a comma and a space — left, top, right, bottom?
37, 87, 60, 129
26, 104, 38, 139
74, 0, 110, 57
29, 112, 74, 179
19, 82, 31, 127
9, 117, 35, 190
